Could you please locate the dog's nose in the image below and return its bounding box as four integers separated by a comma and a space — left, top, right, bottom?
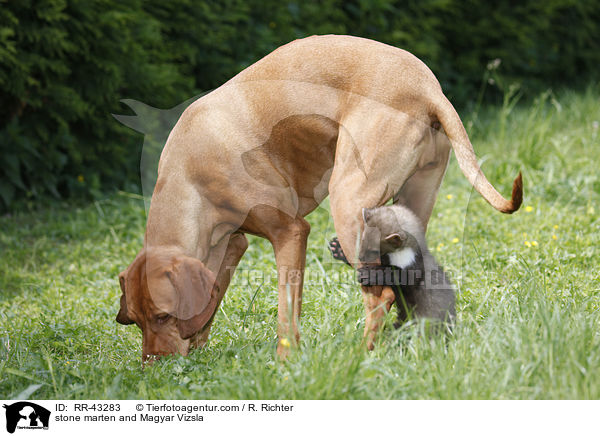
142, 354, 161, 366
142, 351, 172, 366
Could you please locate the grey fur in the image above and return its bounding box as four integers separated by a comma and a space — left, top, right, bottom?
359, 205, 456, 327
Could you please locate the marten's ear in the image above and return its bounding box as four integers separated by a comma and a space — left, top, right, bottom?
362, 208, 372, 224
385, 231, 407, 248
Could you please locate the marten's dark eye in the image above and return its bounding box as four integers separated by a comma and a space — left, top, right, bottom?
360, 250, 380, 262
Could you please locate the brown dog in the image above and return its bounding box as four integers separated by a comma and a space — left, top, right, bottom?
116, 35, 522, 361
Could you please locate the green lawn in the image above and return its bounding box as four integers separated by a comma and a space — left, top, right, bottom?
1, 86, 599, 399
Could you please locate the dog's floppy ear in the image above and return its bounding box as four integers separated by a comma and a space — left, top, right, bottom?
166, 256, 219, 339
116, 271, 134, 325
385, 231, 407, 248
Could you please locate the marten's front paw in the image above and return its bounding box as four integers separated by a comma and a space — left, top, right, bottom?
328, 237, 350, 265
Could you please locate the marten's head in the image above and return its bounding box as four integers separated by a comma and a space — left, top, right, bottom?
359, 205, 425, 267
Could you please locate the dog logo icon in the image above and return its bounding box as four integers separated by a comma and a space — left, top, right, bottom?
2, 402, 50, 433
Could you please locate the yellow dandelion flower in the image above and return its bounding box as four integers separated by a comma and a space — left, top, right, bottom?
77, 174, 84, 183
280, 338, 291, 348
525, 206, 533, 212
531, 241, 538, 247
522, 232, 528, 237
553, 225, 558, 230
552, 234, 558, 240
524, 241, 531, 247
452, 237, 459, 243
446, 194, 454, 200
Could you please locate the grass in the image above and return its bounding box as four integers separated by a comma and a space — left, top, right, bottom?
1, 86, 599, 399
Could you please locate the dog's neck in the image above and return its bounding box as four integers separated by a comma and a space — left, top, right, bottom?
144, 178, 216, 262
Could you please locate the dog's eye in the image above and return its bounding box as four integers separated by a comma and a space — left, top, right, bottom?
155, 313, 171, 324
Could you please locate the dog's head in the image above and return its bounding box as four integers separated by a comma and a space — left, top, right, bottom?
116, 248, 219, 362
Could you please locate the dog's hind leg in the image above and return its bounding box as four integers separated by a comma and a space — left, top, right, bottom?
329, 110, 432, 349
192, 232, 248, 349
361, 285, 396, 350
329, 171, 400, 350
393, 136, 451, 231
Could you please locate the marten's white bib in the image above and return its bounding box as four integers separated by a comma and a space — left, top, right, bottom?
388, 247, 416, 268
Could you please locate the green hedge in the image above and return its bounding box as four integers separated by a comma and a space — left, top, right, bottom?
1, 0, 598, 210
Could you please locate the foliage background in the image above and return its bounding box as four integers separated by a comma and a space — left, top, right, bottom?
1, 87, 599, 399
1, 0, 599, 210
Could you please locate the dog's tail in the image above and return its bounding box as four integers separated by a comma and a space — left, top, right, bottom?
434, 95, 522, 213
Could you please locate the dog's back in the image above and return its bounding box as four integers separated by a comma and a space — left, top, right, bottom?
228, 35, 443, 120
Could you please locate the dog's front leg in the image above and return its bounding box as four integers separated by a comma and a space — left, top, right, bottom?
269, 217, 311, 358
242, 206, 311, 358
192, 232, 249, 349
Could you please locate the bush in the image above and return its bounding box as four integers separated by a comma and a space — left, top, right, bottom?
0, 0, 192, 209
1, 0, 598, 211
